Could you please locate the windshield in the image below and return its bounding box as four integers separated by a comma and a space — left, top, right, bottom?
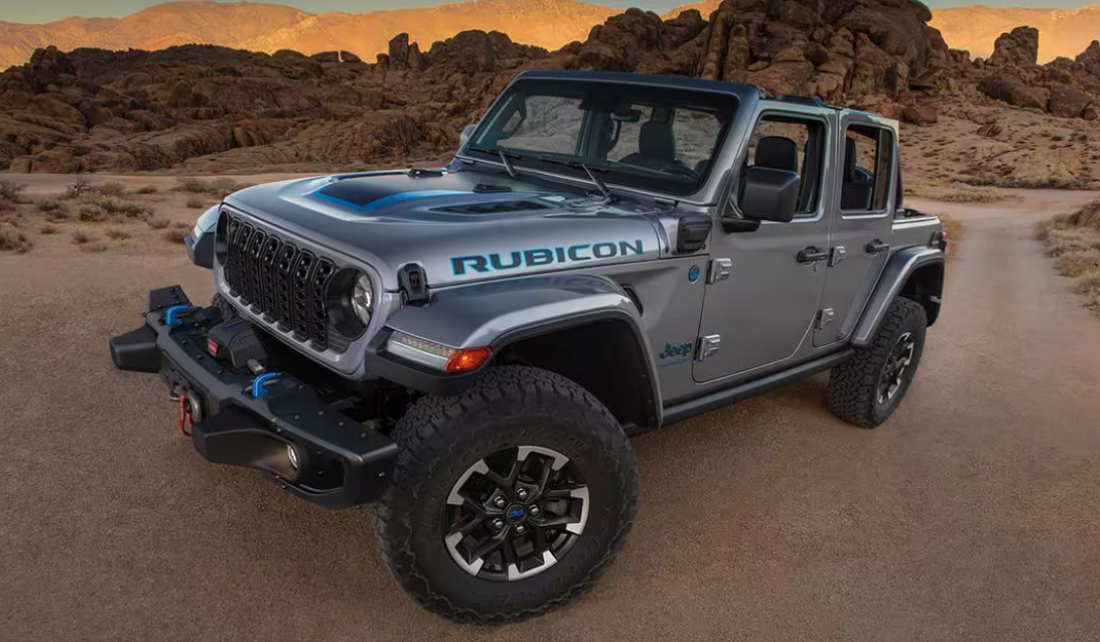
466, 78, 739, 196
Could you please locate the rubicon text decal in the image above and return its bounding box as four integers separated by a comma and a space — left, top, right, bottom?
451, 240, 645, 275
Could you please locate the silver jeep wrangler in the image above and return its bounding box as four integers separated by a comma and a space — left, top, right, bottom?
110, 70, 945, 622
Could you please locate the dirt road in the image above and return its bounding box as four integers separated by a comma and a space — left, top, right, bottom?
3, 187, 1100, 642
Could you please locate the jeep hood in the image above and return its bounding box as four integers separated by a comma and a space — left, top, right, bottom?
223, 170, 666, 290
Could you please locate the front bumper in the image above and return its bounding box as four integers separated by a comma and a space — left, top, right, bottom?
108, 286, 398, 509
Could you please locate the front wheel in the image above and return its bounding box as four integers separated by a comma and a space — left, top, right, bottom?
372, 366, 638, 623
828, 297, 927, 428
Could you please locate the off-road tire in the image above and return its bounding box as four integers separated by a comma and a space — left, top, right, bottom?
828, 297, 927, 428
211, 294, 238, 322
372, 366, 639, 623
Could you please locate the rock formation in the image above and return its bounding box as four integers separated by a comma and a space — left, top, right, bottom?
0, 0, 1098, 173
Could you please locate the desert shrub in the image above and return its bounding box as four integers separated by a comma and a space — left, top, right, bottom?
71, 230, 95, 245
176, 176, 245, 196
96, 181, 126, 197
163, 228, 190, 243
65, 176, 93, 199
135, 185, 159, 195
147, 217, 171, 229
1054, 251, 1100, 278
175, 177, 211, 193
80, 242, 109, 253
1065, 200, 1100, 232
0, 229, 32, 253
186, 195, 206, 209
39, 223, 59, 235
1075, 270, 1100, 297
209, 176, 246, 195
78, 204, 107, 223
0, 179, 27, 202
36, 198, 64, 213
105, 228, 131, 241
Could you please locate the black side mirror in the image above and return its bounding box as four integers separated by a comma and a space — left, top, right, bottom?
740, 167, 801, 223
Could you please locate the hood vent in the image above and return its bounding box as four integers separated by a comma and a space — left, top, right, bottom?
433, 200, 551, 215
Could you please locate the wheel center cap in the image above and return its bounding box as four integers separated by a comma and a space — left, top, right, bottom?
505, 505, 527, 523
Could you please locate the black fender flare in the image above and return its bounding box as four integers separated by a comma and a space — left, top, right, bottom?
365, 273, 662, 427
851, 246, 945, 348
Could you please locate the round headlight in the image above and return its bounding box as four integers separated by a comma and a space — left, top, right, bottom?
351, 273, 373, 324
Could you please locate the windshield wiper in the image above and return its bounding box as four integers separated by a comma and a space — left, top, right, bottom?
538, 156, 615, 204
467, 145, 523, 178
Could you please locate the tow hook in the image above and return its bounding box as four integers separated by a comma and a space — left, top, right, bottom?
178, 389, 203, 437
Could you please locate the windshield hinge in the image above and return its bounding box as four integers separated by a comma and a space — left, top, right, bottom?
398, 263, 430, 306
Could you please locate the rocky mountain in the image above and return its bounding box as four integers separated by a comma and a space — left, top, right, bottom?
4, 1, 1100, 71
0, 0, 618, 70
0, 0, 1097, 180
931, 4, 1100, 63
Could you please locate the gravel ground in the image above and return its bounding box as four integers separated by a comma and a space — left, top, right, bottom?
3, 185, 1100, 642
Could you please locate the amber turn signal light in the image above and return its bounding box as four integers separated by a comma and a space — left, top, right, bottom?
445, 347, 492, 373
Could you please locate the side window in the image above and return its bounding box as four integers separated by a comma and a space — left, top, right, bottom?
841, 125, 895, 212
739, 115, 825, 217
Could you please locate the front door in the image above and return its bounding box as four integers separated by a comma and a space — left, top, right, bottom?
694, 110, 832, 383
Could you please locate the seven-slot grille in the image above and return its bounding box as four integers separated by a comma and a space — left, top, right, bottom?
223, 215, 338, 351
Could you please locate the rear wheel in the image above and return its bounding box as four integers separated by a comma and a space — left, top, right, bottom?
373, 366, 638, 623
828, 297, 927, 428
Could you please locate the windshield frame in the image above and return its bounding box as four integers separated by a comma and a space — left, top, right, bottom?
461, 77, 741, 199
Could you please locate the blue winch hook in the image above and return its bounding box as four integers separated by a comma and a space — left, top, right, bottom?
251, 373, 280, 399
164, 304, 193, 326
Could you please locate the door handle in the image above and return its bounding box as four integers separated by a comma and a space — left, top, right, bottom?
797, 246, 829, 263
865, 239, 891, 254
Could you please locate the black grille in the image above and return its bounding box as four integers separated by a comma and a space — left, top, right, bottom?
222, 215, 338, 351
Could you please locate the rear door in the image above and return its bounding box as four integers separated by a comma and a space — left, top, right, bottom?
814, 113, 898, 347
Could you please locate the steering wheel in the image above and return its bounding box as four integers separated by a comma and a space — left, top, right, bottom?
659, 162, 700, 180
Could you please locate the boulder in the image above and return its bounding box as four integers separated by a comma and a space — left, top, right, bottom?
979, 73, 1049, 111
989, 26, 1040, 68
1048, 84, 1093, 118
901, 105, 938, 126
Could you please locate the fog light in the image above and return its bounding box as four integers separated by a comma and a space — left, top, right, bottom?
287, 444, 300, 470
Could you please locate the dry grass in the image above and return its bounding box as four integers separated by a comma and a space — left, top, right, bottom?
0, 229, 33, 253
163, 228, 190, 244
175, 176, 245, 197
0, 179, 28, 203
104, 228, 131, 241
71, 230, 95, 245
75, 196, 153, 223
95, 181, 127, 198
37, 199, 70, 221
1054, 251, 1100, 278
80, 242, 109, 253
1037, 200, 1100, 314
78, 204, 107, 223
39, 223, 60, 235
147, 218, 171, 229
135, 185, 159, 195
185, 195, 207, 209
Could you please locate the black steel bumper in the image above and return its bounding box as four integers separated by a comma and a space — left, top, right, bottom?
108, 286, 398, 510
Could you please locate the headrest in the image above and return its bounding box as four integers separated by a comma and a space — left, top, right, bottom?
639, 121, 675, 161
755, 136, 799, 173
843, 136, 858, 181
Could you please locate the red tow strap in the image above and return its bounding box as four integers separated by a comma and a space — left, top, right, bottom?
179, 390, 193, 438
